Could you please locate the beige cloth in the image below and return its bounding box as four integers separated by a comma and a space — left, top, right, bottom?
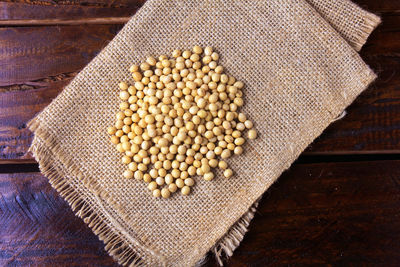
28, 0, 380, 266
307, 0, 380, 51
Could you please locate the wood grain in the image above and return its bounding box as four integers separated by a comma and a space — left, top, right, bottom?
0, 25, 124, 161
2, 160, 400, 266
0, 0, 398, 12
0, 17, 131, 26
355, 0, 400, 12
0, 172, 118, 266
0, 82, 66, 160
0, 25, 123, 86
0, 1, 142, 22
225, 160, 400, 266
0, 0, 145, 8
0, 0, 395, 24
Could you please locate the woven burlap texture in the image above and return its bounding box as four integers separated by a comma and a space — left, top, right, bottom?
307, 0, 380, 51
28, 0, 380, 266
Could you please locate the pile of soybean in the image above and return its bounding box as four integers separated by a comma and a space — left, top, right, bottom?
108, 46, 257, 198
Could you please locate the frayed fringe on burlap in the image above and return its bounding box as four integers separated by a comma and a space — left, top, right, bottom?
351, 12, 381, 51
28, 118, 157, 267
211, 200, 259, 266
28, 117, 261, 266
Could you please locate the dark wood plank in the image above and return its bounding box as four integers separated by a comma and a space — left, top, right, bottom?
0, 0, 396, 24
1, 0, 394, 22
2, 160, 400, 266
0, 82, 66, 160
0, 1, 143, 21
0, 0, 145, 8
0, 17, 131, 26
1, 0, 397, 15
354, 0, 400, 12
0, 172, 118, 266
0, 25, 123, 161
224, 160, 400, 266
0, 25, 123, 86
361, 14, 400, 56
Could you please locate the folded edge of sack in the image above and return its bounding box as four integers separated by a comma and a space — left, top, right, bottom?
306, 0, 381, 51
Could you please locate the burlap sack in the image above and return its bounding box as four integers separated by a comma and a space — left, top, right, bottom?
28, 0, 380, 266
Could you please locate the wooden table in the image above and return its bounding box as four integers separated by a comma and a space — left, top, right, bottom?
1, 1, 399, 266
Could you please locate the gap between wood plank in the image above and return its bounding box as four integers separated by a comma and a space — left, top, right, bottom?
304, 150, 400, 155
0, 10, 394, 27
0, 17, 131, 26
2, 153, 400, 169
